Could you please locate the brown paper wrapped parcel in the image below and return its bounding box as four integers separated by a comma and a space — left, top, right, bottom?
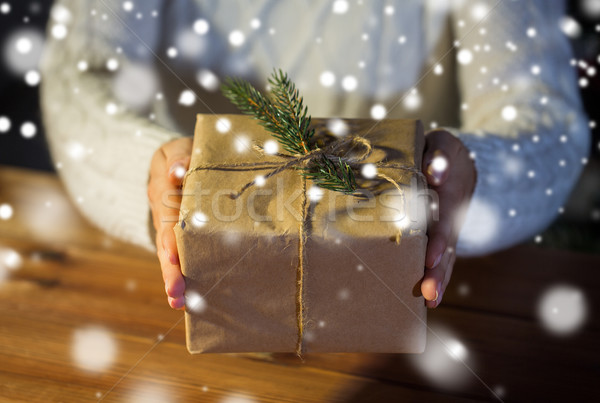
174, 114, 428, 354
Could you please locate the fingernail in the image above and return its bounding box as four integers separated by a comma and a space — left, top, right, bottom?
169, 162, 187, 179
432, 253, 442, 268
434, 283, 442, 304
427, 151, 448, 185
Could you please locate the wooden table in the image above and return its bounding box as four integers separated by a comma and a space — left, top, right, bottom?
0, 166, 598, 402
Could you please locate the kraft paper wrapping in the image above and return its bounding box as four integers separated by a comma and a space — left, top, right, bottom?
175, 114, 428, 354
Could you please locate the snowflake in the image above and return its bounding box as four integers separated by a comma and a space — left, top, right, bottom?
77, 60, 88, 71
105, 102, 118, 115
501, 105, 517, 121
113, 63, 158, 110
254, 175, 266, 187
370, 103, 386, 120
185, 291, 207, 313
337, 288, 350, 300
471, 3, 489, 20
0, 116, 10, 132
319, 71, 335, 87
0, 203, 13, 220
456, 49, 473, 65
430, 154, 448, 173
234, 135, 250, 153
307, 186, 324, 202
559, 16, 581, 38
20, 122, 36, 138
178, 90, 196, 106
341, 75, 357, 92
332, 0, 349, 14
229, 30, 245, 47
538, 285, 587, 336
51, 24, 68, 40
71, 326, 117, 373
457, 283, 470, 296
403, 90, 421, 111
191, 211, 208, 228
327, 118, 349, 136
410, 325, 472, 388
250, 18, 261, 29
0, 3, 10, 14
106, 58, 119, 71
216, 117, 231, 133
15, 37, 32, 54
361, 163, 377, 179
582, 0, 600, 17
262, 139, 278, 154
166, 47, 178, 58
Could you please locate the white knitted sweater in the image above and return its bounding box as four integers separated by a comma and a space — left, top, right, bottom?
41, 0, 589, 256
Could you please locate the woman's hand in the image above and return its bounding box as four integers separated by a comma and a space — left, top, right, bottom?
148, 137, 193, 310
421, 130, 476, 308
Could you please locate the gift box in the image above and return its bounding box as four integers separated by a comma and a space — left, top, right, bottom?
175, 114, 428, 355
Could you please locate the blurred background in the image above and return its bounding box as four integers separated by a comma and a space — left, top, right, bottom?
1, 0, 599, 252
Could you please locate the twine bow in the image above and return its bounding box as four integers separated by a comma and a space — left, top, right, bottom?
184, 132, 425, 357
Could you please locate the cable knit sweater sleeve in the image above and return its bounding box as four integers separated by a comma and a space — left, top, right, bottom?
41, 0, 180, 251
448, 0, 590, 256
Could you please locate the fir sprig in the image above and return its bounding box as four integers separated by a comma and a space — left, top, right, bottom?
222, 69, 356, 194
302, 156, 357, 193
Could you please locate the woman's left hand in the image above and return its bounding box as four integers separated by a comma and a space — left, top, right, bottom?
420, 129, 476, 308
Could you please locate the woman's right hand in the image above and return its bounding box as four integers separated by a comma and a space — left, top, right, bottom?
148, 137, 193, 309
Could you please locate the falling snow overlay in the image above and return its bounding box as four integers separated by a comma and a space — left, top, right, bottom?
0, 1, 599, 401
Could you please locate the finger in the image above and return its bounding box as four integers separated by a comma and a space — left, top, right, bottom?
425, 226, 449, 269
168, 296, 186, 310
162, 225, 180, 266
156, 230, 185, 299
421, 247, 456, 308
442, 249, 456, 292
421, 261, 445, 304
425, 183, 464, 268
149, 175, 181, 229
162, 138, 193, 185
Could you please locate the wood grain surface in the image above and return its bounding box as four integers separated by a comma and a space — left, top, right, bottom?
0, 166, 598, 402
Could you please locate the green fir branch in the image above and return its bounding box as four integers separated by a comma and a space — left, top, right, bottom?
268, 69, 314, 154
221, 74, 308, 155
221, 70, 356, 194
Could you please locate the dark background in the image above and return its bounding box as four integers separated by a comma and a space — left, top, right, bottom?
1, 0, 599, 252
